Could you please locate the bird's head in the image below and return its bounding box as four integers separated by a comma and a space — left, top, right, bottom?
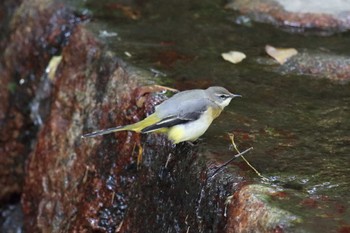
206, 86, 241, 108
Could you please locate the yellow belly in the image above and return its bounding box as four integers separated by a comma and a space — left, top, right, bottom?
167, 108, 219, 144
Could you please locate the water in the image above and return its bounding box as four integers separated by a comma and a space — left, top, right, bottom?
81, 0, 350, 231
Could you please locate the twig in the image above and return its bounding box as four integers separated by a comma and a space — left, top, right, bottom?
228, 133, 268, 180
211, 147, 253, 177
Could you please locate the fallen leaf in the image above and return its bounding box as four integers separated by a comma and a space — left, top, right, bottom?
221, 51, 246, 64
265, 45, 298, 65
46, 55, 62, 80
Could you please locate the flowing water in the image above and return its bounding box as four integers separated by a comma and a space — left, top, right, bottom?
79, 0, 350, 231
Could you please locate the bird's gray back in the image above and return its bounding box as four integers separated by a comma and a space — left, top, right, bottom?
155, 89, 217, 118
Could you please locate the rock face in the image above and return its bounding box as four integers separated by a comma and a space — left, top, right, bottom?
227, 0, 350, 33
226, 185, 301, 233
278, 51, 350, 83
20, 22, 245, 232
19, 18, 247, 232
0, 0, 80, 204
262, 47, 350, 83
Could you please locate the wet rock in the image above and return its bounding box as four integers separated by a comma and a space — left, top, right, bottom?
259, 49, 350, 83
0, 0, 81, 203
278, 51, 350, 83
0, 0, 22, 41
226, 184, 302, 233
15, 4, 246, 232
21, 25, 120, 232
226, 0, 350, 34
0, 0, 25, 205
0, 203, 23, 233
20, 21, 247, 231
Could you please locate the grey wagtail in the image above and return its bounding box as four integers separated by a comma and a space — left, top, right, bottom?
82, 86, 241, 144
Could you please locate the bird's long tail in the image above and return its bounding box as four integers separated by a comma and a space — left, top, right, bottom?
81, 125, 127, 138
81, 113, 159, 138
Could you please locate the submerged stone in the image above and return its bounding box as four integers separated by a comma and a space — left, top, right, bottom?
226, 0, 350, 34
279, 51, 350, 83
226, 184, 302, 233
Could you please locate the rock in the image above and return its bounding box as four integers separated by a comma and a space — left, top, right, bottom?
19, 21, 248, 232
226, 0, 350, 34
0, 203, 23, 233
19, 21, 248, 231
278, 51, 350, 83
226, 184, 302, 233
8, 1, 245, 232
0, 0, 81, 203
257, 48, 350, 83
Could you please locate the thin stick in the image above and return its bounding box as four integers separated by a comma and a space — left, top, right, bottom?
228, 133, 268, 180
211, 147, 253, 177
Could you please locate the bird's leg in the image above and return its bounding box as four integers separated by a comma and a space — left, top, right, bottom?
137, 143, 143, 169
131, 133, 143, 169
186, 141, 196, 146
186, 138, 203, 146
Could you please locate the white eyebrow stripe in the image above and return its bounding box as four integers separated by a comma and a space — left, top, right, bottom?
215, 94, 230, 97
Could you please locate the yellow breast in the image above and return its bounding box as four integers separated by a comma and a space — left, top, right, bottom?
167, 107, 222, 144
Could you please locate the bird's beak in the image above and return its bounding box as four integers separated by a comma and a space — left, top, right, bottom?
230, 93, 242, 98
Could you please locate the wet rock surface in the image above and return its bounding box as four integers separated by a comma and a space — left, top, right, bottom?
0, 0, 81, 205
0, 0, 22, 41
0, 203, 23, 233
278, 51, 350, 83
227, 184, 302, 233
17, 18, 248, 233
260, 49, 350, 83
19, 18, 248, 233
226, 0, 350, 33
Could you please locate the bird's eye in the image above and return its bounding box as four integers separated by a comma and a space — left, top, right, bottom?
219, 94, 228, 100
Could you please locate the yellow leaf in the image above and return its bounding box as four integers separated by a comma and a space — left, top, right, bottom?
221, 51, 246, 64
46, 56, 62, 80
265, 45, 298, 65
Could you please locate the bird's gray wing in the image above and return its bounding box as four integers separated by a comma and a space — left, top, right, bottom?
141, 98, 210, 133
155, 89, 207, 118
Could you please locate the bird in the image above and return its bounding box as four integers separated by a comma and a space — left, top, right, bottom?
82, 86, 241, 144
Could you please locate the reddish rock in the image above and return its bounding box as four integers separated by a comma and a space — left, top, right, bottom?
21, 23, 145, 231
279, 51, 350, 83
226, 0, 350, 33
20, 22, 247, 231
259, 47, 350, 82
0, 0, 81, 203
226, 184, 301, 233
15, 6, 244, 232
